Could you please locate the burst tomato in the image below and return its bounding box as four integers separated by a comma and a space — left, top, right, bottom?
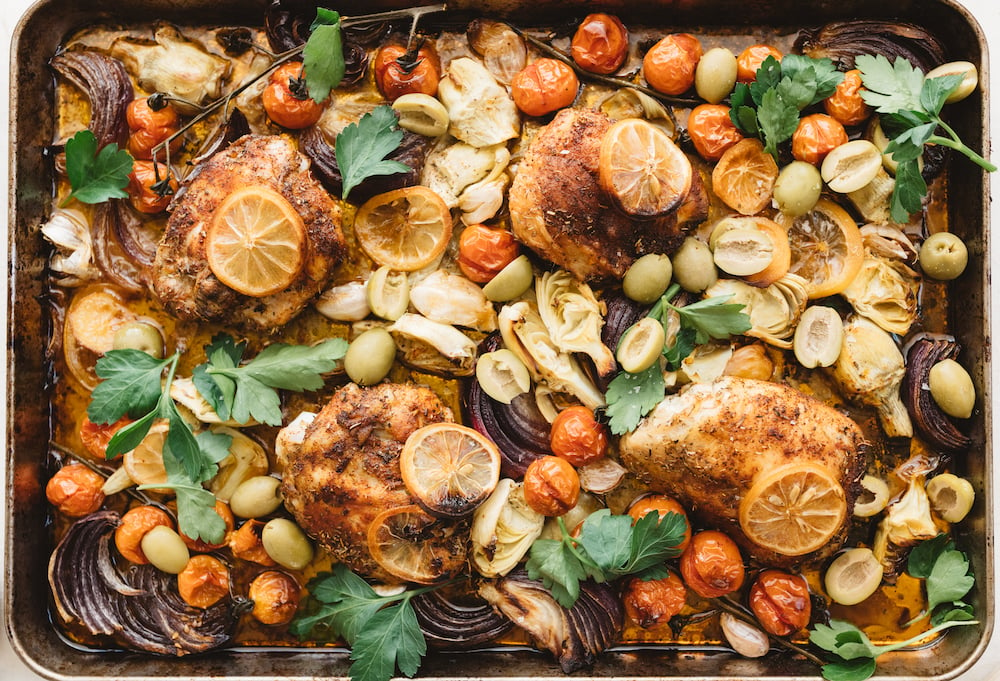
128, 160, 178, 214
679, 530, 745, 598
687, 103, 745, 161
511, 58, 580, 116
126, 97, 181, 160
791, 113, 848, 165
571, 13, 629, 75
824, 69, 872, 127
749, 569, 812, 636
643, 33, 703, 95
550, 406, 608, 467
736, 43, 783, 83
457, 224, 520, 283
374, 42, 442, 102
262, 61, 326, 129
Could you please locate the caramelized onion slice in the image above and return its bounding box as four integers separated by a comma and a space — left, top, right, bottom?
795, 21, 947, 73
412, 589, 514, 648
50, 50, 132, 147
902, 335, 972, 452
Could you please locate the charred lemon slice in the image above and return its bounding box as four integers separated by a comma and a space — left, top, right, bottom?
366, 504, 466, 584
354, 186, 453, 271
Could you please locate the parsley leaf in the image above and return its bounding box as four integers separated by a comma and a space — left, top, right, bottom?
906, 532, 953, 578
925, 545, 974, 613
62, 129, 134, 206
757, 87, 800, 157
335, 105, 410, 200
302, 9, 345, 104
668, 292, 753, 344
604, 364, 665, 436
88, 349, 168, 423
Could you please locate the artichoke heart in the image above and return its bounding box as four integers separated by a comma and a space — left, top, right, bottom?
536, 270, 616, 378
437, 57, 520, 148
842, 255, 919, 335
872, 472, 939, 581
471, 478, 545, 577
422, 139, 507, 208
388, 313, 478, 377
410, 269, 498, 332
705, 274, 808, 349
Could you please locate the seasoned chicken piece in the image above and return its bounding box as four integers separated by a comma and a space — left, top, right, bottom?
619, 377, 866, 566
509, 108, 706, 282
152, 135, 345, 331
277, 383, 468, 583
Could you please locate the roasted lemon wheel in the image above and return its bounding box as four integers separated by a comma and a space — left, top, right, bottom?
354, 186, 453, 271
777, 198, 864, 299
366, 504, 464, 584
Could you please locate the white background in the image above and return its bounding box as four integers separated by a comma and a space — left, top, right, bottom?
3, 0, 1000, 679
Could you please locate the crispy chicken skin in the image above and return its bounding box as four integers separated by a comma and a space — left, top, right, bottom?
152, 134, 345, 331
508, 108, 706, 282
277, 382, 468, 583
619, 377, 867, 566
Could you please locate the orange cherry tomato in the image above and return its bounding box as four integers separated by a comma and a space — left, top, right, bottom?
374, 42, 442, 102
623, 572, 687, 628
115, 505, 173, 564
627, 494, 691, 552
643, 33, 703, 95
126, 97, 181, 160
824, 69, 872, 127
511, 58, 580, 116
46, 463, 106, 517
181, 500, 235, 552
736, 44, 783, 83
791, 113, 848, 165
128, 160, 178, 214
457, 224, 520, 283
249, 570, 302, 625
177, 554, 230, 609
262, 62, 327, 129
679, 530, 745, 598
749, 569, 812, 636
230, 519, 277, 566
687, 103, 745, 161
571, 13, 629, 75
550, 406, 608, 467
523, 455, 580, 516
79, 415, 132, 459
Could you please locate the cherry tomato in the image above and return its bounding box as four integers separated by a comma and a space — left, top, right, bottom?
126, 97, 181, 160
523, 455, 580, 516
457, 224, 520, 283
643, 33, 703, 95
181, 500, 235, 552
230, 519, 277, 566
679, 529, 745, 598
79, 415, 132, 459
374, 42, 442, 102
249, 570, 302, 625
824, 69, 872, 127
550, 406, 608, 466
749, 569, 812, 636
571, 13, 629, 75
687, 103, 745, 161
736, 44, 783, 83
115, 505, 173, 564
128, 160, 178, 214
511, 58, 580, 116
627, 494, 691, 552
791, 113, 848, 165
177, 554, 230, 609
623, 572, 687, 628
46, 463, 106, 517
262, 62, 327, 129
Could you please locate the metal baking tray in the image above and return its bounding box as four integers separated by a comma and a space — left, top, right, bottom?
6, 0, 993, 678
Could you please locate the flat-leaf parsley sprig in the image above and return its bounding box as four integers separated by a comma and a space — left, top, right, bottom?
60, 129, 134, 207
335, 105, 411, 200
856, 54, 996, 223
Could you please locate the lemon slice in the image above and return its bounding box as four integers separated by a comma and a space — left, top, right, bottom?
206, 185, 306, 297
354, 186, 453, 271
777, 198, 864, 299
711, 138, 779, 215
366, 504, 464, 584
123, 421, 171, 493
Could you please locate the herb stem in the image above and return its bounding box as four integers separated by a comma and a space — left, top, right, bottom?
927, 133, 997, 172
872, 618, 979, 656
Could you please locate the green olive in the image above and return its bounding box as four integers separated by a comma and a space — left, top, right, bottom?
112, 320, 166, 358
140, 525, 190, 574
824, 547, 883, 606
229, 475, 283, 519
476, 349, 531, 404
773, 161, 822, 217
695, 47, 738, 104
919, 232, 968, 281
852, 474, 890, 518
926, 61, 978, 103
261, 518, 314, 570
928, 358, 975, 419
345, 327, 397, 386
616, 317, 665, 373
925, 473, 975, 523
671, 237, 717, 292
623, 253, 672, 304
482, 255, 533, 302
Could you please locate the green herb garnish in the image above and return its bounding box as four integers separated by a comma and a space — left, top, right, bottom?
335, 105, 410, 200
525, 508, 686, 608
856, 54, 996, 223
61, 129, 134, 206
302, 8, 345, 104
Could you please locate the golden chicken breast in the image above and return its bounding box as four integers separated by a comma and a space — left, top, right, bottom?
619, 377, 866, 567
152, 134, 345, 331
509, 108, 706, 282
277, 382, 468, 583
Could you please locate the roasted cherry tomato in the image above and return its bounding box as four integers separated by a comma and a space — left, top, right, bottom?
128, 160, 178, 214
824, 69, 872, 127
374, 42, 442, 102
511, 58, 580, 116
623, 572, 687, 628
230, 519, 277, 566
177, 554, 230, 609
627, 494, 691, 551
79, 415, 132, 459
46, 463, 106, 517
679, 529, 745, 598
115, 505, 173, 564
571, 13, 629, 75
643, 33, 703, 95
736, 44, 783, 83
181, 500, 235, 552
687, 103, 745, 161
249, 571, 302, 625
457, 224, 520, 283
749, 569, 812, 636
550, 406, 608, 466
262, 61, 327, 129
523, 455, 580, 517
791, 113, 848, 165
126, 97, 181, 160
